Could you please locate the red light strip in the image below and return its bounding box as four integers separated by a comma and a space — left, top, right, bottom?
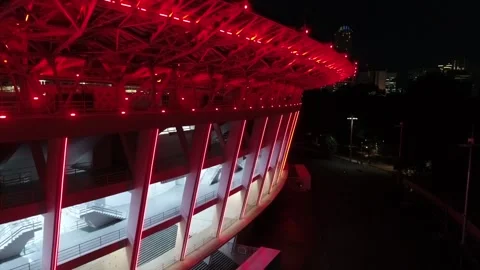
216, 120, 246, 236
51, 137, 68, 270
257, 115, 283, 206
181, 124, 211, 259
102, 0, 354, 79
240, 117, 268, 218
270, 113, 292, 189
281, 112, 299, 171
131, 128, 159, 268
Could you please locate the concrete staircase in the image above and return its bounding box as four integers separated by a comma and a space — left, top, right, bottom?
209, 251, 238, 270
0, 221, 42, 261
191, 251, 238, 270
137, 224, 178, 266
80, 205, 125, 229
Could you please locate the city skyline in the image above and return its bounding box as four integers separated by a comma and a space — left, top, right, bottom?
252, 0, 478, 71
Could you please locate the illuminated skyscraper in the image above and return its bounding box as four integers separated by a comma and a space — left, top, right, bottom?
334, 26, 353, 53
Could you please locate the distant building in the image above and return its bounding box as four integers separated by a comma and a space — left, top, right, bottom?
385, 73, 398, 93
438, 58, 467, 72
334, 26, 353, 53
356, 71, 386, 91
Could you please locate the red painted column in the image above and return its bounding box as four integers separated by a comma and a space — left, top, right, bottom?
126, 128, 159, 269
256, 115, 283, 206
42, 137, 68, 270
272, 112, 296, 187
239, 117, 268, 219
213, 120, 246, 237
281, 111, 300, 171
267, 113, 292, 194
176, 123, 211, 260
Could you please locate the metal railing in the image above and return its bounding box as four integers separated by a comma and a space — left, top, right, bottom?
9, 259, 41, 270
143, 206, 180, 229
58, 227, 127, 263
0, 221, 42, 250
79, 205, 126, 219
195, 191, 216, 206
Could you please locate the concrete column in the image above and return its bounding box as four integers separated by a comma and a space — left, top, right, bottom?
176, 126, 190, 160
280, 111, 299, 171
30, 141, 46, 184
126, 128, 159, 269
267, 113, 292, 194
213, 120, 246, 237
256, 115, 283, 206
176, 124, 212, 260
42, 137, 68, 270
239, 117, 268, 219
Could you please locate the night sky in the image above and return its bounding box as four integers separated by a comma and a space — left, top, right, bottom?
252, 0, 479, 71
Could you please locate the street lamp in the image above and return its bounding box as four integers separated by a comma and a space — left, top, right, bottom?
347, 116, 358, 161
459, 124, 476, 246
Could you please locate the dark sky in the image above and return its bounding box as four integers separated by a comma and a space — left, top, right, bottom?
252, 0, 479, 71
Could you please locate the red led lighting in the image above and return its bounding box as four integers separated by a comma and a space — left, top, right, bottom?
76, 74, 79, 77
0, 115, 7, 119
234, 107, 237, 110
249, 106, 253, 109
33, 96, 39, 100
70, 113, 76, 117
181, 97, 185, 100
125, 97, 129, 100
121, 111, 126, 115
161, 109, 166, 113
261, 106, 264, 108
215, 108, 219, 111
191, 108, 195, 112
244, 4, 248, 9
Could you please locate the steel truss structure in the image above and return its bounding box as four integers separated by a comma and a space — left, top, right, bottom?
0, 0, 354, 117
0, 1, 351, 269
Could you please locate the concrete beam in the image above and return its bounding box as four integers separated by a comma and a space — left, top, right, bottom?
280, 111, 299, 171
29, 141, 46, 185
176, 126, 190, 161
213, 123, 226, 149
256, 115, 283, 206
239, 117, 268, 219
213, 120, 246, 237
267, 113, 292, 194
126, 128, 159, 269
42, 137, 68, 270
176, 123, 212, 260
272, 112, 296, 187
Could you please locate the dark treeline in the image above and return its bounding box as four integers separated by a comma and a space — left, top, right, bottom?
300, 72, 480, 215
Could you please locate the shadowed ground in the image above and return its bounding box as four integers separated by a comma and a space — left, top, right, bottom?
239, 151, 474, 269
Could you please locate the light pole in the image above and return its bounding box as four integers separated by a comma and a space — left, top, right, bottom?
347, 116, 358, 161
460, 124, 475, 246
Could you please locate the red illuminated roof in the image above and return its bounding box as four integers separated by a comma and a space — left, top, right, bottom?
0, 0, 355, 93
